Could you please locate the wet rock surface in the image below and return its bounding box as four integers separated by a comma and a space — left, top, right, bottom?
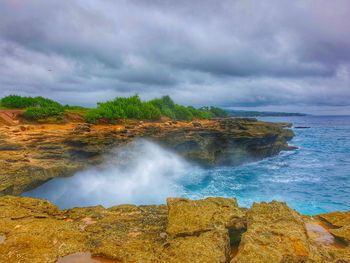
0, 196, 349, 263
0, 118, 294, 196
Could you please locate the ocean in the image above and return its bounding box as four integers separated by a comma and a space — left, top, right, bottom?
23, 116, 350, 215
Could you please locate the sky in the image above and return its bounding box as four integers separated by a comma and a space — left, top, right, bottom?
0, 0, 350, 115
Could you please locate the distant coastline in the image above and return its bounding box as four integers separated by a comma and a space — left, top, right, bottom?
226, 109, 306, 117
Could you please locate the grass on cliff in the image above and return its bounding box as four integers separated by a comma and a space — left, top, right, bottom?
0, 94, 227, 123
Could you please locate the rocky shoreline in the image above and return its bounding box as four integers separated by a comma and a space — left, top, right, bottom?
3, 116, 346, 262
0, 117, 294, 196
0, 196, 349, 262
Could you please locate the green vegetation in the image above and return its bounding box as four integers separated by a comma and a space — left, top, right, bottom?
0, 95, 64, 120
85, 95, 161, 124
0, 95, 61, 109
0, 94, 229, 123
23, 106, 64, 120
148, 95, 224, 121
208, 106, 228, 117
149, 95, 176, 119
84, 95, 224, 123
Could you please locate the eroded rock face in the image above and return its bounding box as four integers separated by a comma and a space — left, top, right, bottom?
0, 118, 295, 196
316, 211, 350, 250
231, 201, 329, 263
166, 197, 246, 236
1, 196, 349, 263
162, 229, 230, 263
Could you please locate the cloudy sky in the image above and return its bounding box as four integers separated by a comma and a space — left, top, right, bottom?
1, 0, 350, 114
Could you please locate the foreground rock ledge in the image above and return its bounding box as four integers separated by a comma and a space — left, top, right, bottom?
0, 196, 349, 263
0, 118, 295, 196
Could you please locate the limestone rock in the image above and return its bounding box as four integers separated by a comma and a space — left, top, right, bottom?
73, 123, 91, 133
0, 118, 295, 196
330, 225, 350, 244
161, 229, 230, 263
316, 211, 350, 244
231, 201, 326, 263
1, 196, 350, 262
166, 197, 246, 236
317, 211, 350, 228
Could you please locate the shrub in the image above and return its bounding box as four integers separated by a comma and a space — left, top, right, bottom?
0, 95, 61, 109
140, 102, 161, 120
149, 95, 176, 119
23, 105, 64, 120
187, 106, 214, 119
84, 109, 102, 124
85, 95, 161, 123
210, 106, 228, 117
174, 105, 193, 121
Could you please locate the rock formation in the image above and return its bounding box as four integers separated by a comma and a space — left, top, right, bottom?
0, 118, 295, 196
0, 196, 349, 262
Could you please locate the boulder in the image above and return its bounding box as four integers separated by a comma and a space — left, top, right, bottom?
231, 201, 326, 263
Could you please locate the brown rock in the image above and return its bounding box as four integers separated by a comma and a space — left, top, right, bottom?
330, 225, 350, 244
231, 201, 327, 263
73, 123, 91, 133
166, 197, 246, 236
317, 211, 350, 228
162, 229, 230, 263
1, 196, 350, 263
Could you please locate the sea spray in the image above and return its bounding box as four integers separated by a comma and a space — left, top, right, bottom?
23, 139, 204, 209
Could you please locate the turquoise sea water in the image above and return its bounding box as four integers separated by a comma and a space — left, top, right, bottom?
24, 116, 350, 215
182, 116, 350, 215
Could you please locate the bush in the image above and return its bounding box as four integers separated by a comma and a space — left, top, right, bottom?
210, 106, 227, 117
85, 95, 161, 123
2, 94, 227, 123
149, 95, 176, 119
0, 95, 62, 108
140, 102, 161, 120
84, 109, 102, 124
174, 105, 193, 121
187, 106, 214, 119
23, 106, 64, 120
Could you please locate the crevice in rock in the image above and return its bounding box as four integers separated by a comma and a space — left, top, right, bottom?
169, 229, 212, 238
228, 227, 246, 259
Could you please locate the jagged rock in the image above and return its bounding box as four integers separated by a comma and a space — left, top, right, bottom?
317, 211, 350, 245
73, 123, 91, 133
317, 211, 350, 228
162, 229, 230, 263
0, 196, 350, 262
330, 225, 350, 244
231, 201, 327, 263
192, 122, 202, 127
166, 197, 246, 236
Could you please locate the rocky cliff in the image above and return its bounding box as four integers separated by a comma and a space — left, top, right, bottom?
0, 196, 349, 262
0, 117, 294, 196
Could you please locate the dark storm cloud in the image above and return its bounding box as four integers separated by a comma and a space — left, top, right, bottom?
0, 0, 349, 113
